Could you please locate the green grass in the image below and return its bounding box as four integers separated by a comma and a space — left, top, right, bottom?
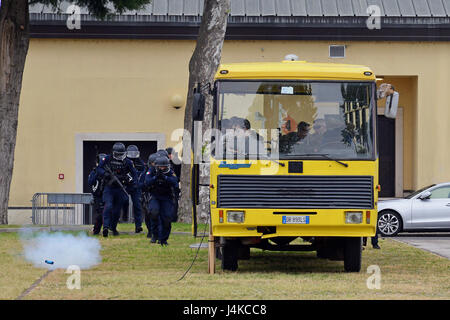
0, 224, 50, 229
1, 224, 449, 300
0, 225, 21, 229
0, 232, 48, 299
116, 222, 207, 233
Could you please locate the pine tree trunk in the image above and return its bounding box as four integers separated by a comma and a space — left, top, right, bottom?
178, 0, 230, 223
0, 0, 30, 224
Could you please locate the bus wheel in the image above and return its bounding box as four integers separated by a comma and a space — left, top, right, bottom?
215, 246, 222, 260
344, 237, 362, 272
316, 247, 327, 259
221, 239, 239, 271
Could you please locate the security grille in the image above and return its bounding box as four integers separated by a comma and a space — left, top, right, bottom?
217, 175, 373, 209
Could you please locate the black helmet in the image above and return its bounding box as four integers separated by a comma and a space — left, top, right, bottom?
156, 149, 169, 158
112, 142, 126, 161
155, 156, 170, 174
126, 145, 140, 159
148, 153, 159, 166
166, 147, 174, 155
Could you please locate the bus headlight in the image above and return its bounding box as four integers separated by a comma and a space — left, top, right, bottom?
345, 211, 363, 224
227, 211, 245, 223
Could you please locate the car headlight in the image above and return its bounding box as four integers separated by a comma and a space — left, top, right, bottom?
227, 211, 245, 223
345, 211, 363, 224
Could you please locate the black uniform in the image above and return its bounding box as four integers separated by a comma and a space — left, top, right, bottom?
88, 160, 106, 234
143, 153, 159, 240
145, 157, 178, 246
97, 143, 138, 237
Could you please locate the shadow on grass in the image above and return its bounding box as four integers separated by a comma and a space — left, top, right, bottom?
228, 251, 345, 274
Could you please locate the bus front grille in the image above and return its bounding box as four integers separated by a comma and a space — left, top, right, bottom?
217, 175, 374, 209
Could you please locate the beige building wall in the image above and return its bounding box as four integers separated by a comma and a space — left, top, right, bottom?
10, 39, 450, 207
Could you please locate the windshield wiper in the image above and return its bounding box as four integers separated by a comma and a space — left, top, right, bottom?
299, 153, 349, 168
256, 155, 285, 167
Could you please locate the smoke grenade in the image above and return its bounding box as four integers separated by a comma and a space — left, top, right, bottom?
21, 230, 102, 270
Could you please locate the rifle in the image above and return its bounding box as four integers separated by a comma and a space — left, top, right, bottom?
103, 163, 130, 198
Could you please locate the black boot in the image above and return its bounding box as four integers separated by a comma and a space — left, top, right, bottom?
135, 226, 143, 234
102, 228, 108, 237
150, 236, 157, 244
112, 229, 119, 236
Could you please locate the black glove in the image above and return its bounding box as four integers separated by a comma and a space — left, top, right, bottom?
103, 171, 112, 181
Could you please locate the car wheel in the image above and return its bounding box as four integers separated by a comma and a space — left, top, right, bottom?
377, 210, 402, 237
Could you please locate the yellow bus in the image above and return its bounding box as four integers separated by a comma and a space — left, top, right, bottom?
192, 58, 397, 272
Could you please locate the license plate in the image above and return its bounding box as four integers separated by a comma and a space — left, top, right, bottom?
282, 216, 310, 224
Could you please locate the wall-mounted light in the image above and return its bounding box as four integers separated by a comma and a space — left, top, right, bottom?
376, 76, 385, 81
170, 94, 184, 110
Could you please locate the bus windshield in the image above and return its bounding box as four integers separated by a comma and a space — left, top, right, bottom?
216, 80, 376, 160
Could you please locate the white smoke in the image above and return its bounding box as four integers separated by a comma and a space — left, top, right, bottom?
21, 230, 102, 270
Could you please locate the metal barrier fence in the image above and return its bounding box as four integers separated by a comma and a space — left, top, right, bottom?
32, 193, 94, 225
31, 193, 134, 225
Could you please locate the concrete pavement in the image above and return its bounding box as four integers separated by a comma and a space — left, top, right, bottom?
393, 232, 450, 259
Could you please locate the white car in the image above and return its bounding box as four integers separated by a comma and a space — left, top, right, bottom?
377, 183, 450, 237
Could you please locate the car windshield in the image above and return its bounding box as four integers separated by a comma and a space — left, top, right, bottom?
405, 184, 436, 199
216, 81, 375, 160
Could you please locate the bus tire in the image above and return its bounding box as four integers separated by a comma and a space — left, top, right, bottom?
221, 239, 239, 271
344, 237, 362, 272
216, 246, 222, 260
316, 247, 327, 259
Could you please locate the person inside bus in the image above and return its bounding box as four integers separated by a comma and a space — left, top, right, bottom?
219, 117, 266, 158
242, 118, 266, 157
219, 117, 239, 157
279, 121, 311, 153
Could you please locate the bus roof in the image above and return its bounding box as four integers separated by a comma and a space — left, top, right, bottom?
215, 60, 376, 81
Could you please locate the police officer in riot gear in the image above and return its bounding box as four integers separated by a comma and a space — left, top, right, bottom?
166, 147, 181, 181
144, 156, 178, 246
88, 153, 107, 235
166, 147, 181, 223
156, 149, 169, 159
124, 144, 146, 233
147, 153, 159, 169
127, 145, 146, 173
143, 153, 160, 241
97, 142, 138, 237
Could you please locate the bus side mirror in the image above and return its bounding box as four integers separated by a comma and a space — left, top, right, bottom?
384, 91, 399, 119
192, 92, 205, 121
